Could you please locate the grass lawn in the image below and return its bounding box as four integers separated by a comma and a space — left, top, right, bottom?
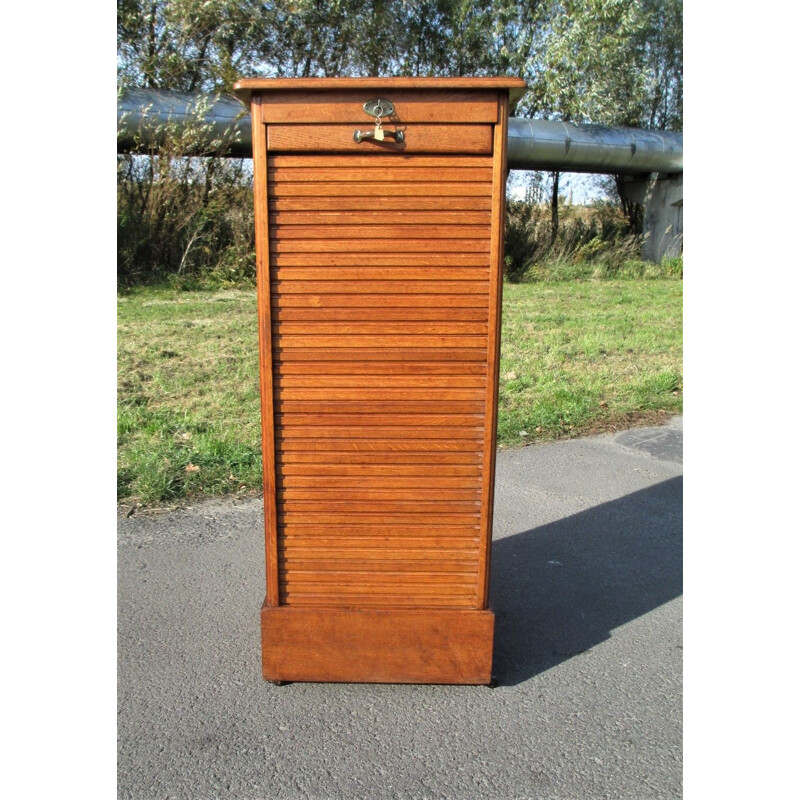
498, 281, 682, 445
117, 279, 682, 507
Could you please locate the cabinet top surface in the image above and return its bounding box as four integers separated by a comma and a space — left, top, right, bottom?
233, 76, 527, 107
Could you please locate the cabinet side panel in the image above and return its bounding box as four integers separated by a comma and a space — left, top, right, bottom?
251, 99, 279, 606
477, 93, 509, 609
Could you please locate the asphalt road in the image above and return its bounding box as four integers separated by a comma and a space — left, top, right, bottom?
118, 416, 682, 800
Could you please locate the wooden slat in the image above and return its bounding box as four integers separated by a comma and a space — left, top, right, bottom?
275, 388, 485, 401
272, 268, 489, 282
260, 89, 499, 123
281, 564, 478, 577
271, 255, 490, 267
278, 500, 481, 513
268, 166, 493, 183
278, 516, 480, 530
276, 433, 481, 445
272, 280, 488, 294
268, 182, 491, 197
277, 595, 477, 609
280, 528, 480, 540
275, 350, 487, 363
277, 464, 482, 477
280, 540, 478, 552
269, 196, 492, 211
280, 556, 479, 567
283, 571, 477, 585
281, 535, 480, 546
272, 293, 489, 308
273, 321, 488, 335
270, 240, 489, 254
276, 399, 484, 413
271, 224, 489, 239
274, 361, 487, 375
278, 451, 483, 464
269, 211, 492, 226
272, 307, 489, 321
278, 475, 482, 489
280, 492, 479, 504
281, 544, 480, 556
276, 428, 482, 440
275, 373, 486, 386
277, 428, 483, 442
276, 412, 483, 426
274, 334, 486, 349
270, 154, 493, 169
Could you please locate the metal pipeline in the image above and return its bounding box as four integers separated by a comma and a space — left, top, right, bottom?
506, 117, 682, 174
117, 89, 253, 157
117, 89, 683, 175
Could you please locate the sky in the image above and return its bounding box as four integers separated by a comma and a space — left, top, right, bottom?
506, 169, 607, 204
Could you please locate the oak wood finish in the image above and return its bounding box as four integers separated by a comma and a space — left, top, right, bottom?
262, 606, 494, 684
268, 124, 493, 153
234, 76, 525, 684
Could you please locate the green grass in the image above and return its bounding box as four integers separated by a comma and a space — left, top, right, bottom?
497, 280, 682, 447
117, 288, 263, 506
117, 278, 682, 507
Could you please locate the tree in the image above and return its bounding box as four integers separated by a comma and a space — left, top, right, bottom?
518, 0, 681, 235
117, 0, 280, 92
117, 0, 682, 276
639, 0, 683, 131
524, 0, 649, 126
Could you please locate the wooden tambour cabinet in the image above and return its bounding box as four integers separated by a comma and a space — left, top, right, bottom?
233, 76, 526, 684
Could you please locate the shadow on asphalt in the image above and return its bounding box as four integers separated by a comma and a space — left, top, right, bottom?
490, 476, 683, 686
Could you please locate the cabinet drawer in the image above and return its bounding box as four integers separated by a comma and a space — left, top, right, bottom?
266, 123, 493, 154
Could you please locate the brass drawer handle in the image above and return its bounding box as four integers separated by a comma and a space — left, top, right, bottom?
353, 127, 404, 143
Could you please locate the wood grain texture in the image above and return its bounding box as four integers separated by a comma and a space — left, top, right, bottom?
271, 280, 489, 293
476, 94, 510, 609
270, 240, 489, 253
268, 181, 491, 196
233, 75, 527, 108
267, 147, 493, 615
268, 123, 493, 153
251, 96, 280, 607
273, 321, 489, 334
269, 210, 493, 225
273, 349, 489, 362
269, 154, 493, 168
245, 81, 519, 683
269, 196, 492, 211
258, 90, 499, 123
261, 606, 495, 684
271, 255, 490, 266
268, 166, 493, 183
270, 224, 490, 239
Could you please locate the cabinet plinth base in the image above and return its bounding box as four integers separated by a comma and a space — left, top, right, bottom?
262, 604, 495, 685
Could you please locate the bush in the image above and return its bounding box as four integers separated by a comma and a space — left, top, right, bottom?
503, 199, 645, 282
117, 99, 256, 286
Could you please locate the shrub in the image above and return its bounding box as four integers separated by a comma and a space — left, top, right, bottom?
117, 97, 256, 286
502, 198, 644, 282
